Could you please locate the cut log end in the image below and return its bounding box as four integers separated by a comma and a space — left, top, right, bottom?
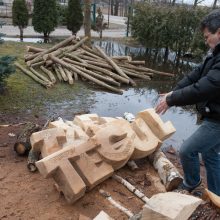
14, 142, 31, 156
166, 176, 183, 191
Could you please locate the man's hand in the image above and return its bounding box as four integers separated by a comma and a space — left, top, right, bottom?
155, 92, 172, 114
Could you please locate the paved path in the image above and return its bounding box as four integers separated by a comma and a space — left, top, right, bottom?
0, 25, 127, 38
0, 15, 128, 38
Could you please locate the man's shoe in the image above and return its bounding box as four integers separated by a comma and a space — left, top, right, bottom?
190, 182, 206, 199
173, 182, 191, 195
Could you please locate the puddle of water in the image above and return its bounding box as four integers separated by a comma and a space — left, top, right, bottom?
2, 37, 45, 43
88, 82, 199, 151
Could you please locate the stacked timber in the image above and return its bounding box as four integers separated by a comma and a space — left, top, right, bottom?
16, 36, 175, 94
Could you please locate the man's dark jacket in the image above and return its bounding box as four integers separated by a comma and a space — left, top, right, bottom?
166, 43, 220, 121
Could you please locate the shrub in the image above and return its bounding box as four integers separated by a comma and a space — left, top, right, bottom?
131, 3, 210, 60
0, 26, 16, 93
57, 4, 67, 26
66, 0, 83, 35
32, 0, 58, 40
12, 0, 29, 41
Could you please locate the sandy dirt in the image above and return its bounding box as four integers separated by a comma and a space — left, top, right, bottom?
0, 116, 220, 220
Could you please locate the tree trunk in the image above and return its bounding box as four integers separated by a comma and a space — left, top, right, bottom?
43, 32, 49, 43
84, 0, 92, 47
111, 0, 114, 15
171, 0, 176, 6
213, 0, 218, 8
163, 46, 169, 64
114, 0, 119, 16
19, 26, 23, 42
193, 0, 198, 8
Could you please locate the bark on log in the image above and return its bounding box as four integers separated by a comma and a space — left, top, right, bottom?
64, 37, 89, 54
118, 63, 154, 76
71, 69, 78, 81
27, 35, 76, 66
29, 67, 52, 84
53, 64, 63, 82
121, 68, 151, 80
63, 58, 129, 84
27, 149, 40, 172
127, 61, 145, 65
81, 44, 103, 58
79, 46, 104, 60
50, 55, 123, 94
86, 60, 113, 70
78, 54, 107, 64
14, 122, 40, 156
119, 65, 153, 77
120, 66, 145, 75
58, 65, 68, 81
64, 68, 74, 84
112, 174, 149, 203
145, 69, 175, 77
99, 189, 134, 217
40, 66, 56, 84
149, 149, 183, 191
128, 78, 137, 86
26, 46, 45, 53
112, 56, 132, 61
15, 63, 52, 88
127, 160, 139, 170
72, 64, 120, 87
64, 53, 87, 64
95, 46, 129, 79
25, 52, 42, 62
119, 63, 174, 77
43, 37, 89, 64
31, 61, 45, 68
45, 60, 54, 67
0, 122, 26, 127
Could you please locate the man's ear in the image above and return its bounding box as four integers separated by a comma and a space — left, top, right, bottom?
217, 28, 220, 38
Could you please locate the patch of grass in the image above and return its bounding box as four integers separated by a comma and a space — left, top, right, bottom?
0, 41, 95, 116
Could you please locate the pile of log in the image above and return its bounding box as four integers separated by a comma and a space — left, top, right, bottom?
15, 36, 175, 94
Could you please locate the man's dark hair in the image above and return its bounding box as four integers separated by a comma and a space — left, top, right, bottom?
201, 9, 220, 33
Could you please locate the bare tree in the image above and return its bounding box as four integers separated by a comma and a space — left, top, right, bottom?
193, 0, 205, 8
212, 0, 218, 8
114, 0, 119, 15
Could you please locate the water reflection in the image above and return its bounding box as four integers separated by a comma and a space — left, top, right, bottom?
89, 82, 199, 150
2, 37, 51, 43
93, 39, 200, 78
91, 40, 201, 150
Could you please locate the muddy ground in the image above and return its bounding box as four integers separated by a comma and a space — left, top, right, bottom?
0, 115, 220, 220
